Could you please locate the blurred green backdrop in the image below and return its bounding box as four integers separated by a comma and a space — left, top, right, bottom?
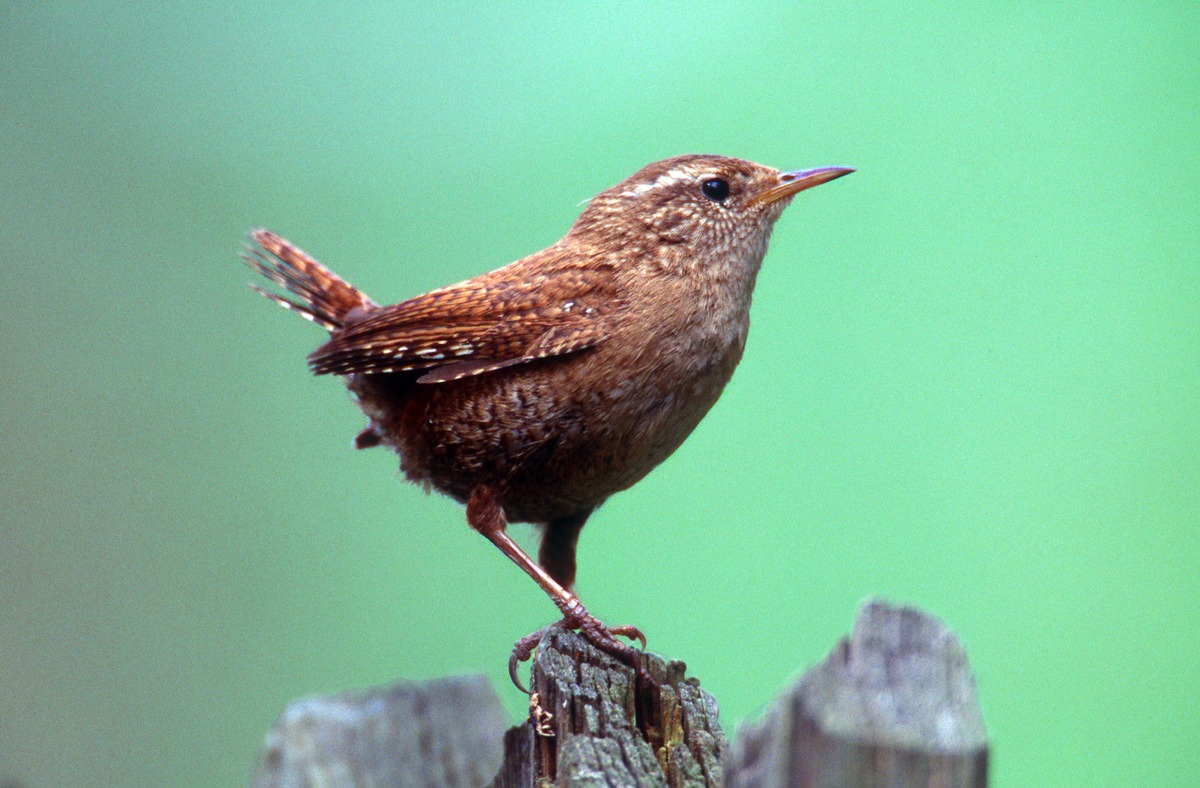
2, 3, 1197, 785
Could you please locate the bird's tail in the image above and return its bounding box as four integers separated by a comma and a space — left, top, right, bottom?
242, 229, 376, 330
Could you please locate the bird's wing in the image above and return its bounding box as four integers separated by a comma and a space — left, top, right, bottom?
307, 254, 619, 383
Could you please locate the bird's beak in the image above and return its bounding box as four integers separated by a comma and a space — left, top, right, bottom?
753, 166, 855, 206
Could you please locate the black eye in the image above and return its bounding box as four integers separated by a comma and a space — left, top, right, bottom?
700, 178, 730, 202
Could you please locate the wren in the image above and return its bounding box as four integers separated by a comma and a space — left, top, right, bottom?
244, 155, 851, 687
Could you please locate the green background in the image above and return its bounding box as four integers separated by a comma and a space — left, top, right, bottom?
3, 3, 1197, 785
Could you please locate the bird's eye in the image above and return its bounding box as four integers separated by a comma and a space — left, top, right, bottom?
700, 178, 730, 202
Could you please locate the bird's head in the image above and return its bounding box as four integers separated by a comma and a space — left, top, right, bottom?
569, 155, 852, 277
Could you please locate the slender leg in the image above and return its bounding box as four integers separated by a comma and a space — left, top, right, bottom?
539, 511, 590, 590
467, 485, 645, 691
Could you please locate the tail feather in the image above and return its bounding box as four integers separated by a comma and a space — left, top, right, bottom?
243, 229, 375, 330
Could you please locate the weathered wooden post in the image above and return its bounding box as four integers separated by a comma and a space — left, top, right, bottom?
253, 601, 987, 787
727, 600, 989, 787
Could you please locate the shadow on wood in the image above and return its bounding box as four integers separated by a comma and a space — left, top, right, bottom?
252, 601, 987, 786
494, 627, 725, 787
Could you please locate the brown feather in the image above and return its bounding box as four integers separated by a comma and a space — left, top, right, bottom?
307, 246, 620, 380
244, 154, 852, 678
243, 229, 375, 329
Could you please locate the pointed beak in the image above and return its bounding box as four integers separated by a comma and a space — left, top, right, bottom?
753, 166, 855, 206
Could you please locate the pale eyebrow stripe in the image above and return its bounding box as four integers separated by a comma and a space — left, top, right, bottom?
621, 167, 696, 198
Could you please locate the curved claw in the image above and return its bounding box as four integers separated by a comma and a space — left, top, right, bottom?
508, 627, 550, 694
608, 624, 646, 651
508, 652, 529, 695
506, 616, 651, 694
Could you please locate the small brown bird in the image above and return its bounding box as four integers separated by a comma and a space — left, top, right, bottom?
245, 154, 851, 686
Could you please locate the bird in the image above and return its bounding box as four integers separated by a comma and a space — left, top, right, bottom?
243, 154, 852, 688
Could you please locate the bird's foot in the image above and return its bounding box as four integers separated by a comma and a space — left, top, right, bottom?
508, 613, 647, 693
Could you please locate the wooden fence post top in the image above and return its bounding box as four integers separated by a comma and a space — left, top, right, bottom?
728, 599, 989, 787
252, 601, 988, 786
494, 627, 726, 787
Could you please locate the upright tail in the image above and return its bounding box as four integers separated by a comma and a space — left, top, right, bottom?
242, 229, 376, 330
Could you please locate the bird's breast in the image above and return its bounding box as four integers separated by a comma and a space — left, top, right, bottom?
354, 262, 757, 523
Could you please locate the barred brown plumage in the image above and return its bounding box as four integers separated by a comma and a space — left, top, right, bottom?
244, 230, 374, 330
244, 154, 852, 689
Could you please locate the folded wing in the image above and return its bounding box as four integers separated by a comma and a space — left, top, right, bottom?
308, 252, 619, 384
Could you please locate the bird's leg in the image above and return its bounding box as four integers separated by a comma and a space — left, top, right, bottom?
467, 485, 646, 692
538, 511, 590, 592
